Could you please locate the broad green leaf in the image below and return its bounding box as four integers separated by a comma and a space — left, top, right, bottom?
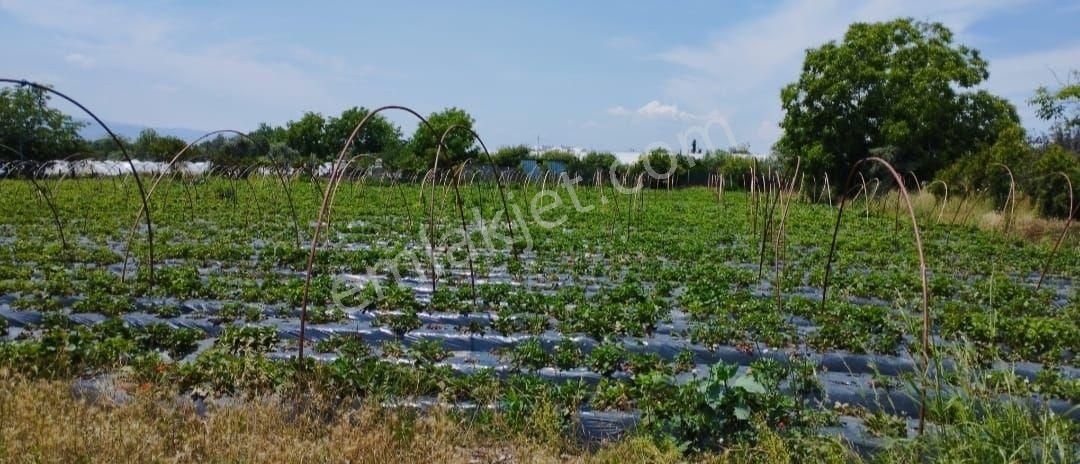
732, 375, 766, 394
734, 406, 751, 420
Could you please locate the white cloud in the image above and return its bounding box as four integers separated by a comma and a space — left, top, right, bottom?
0, 0, 376, 130
602, 101, 741, 153
637, 100, 687, 119
64, 52, 94, 68
608, 100, 697, 120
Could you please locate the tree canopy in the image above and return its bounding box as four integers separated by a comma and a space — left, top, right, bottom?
493, 145, 530, 168
0, 86, 86, 161
323, 107, 403, 160
285, 112, 328, 162
408, 107, 479, 171
776, 18, 1019, 183
1030, 71, 1080, 152
580, 151, 618, 177
132, 129, 187, 162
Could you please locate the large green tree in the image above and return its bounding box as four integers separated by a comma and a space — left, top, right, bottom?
580, 151, 618, 177
0, 86, 86, 162
493, 144, 530, 168
1027, 71, 1079, 218
407, 107, 479, 171
1030, 70, 1079, 151
203, 134, 260, 170
249, 122, 286, 149
936, 124, 1032, 205
132, 128, 187, 162
285, 112, 328, 160
776, 18, 1018, 183
322, 107, 403, 161
87, 135, 128, 159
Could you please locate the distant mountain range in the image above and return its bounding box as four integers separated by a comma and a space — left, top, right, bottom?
78, 119, 216, 143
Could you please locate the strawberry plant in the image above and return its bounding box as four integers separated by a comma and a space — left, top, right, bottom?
552, 338, 582, 370
586, 341, 626, 376
216, 326, 279, 355
375, 310, 421, 336
506, 337, 549, 370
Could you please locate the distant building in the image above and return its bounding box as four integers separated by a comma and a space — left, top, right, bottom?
520, 159, 541, 178
544, 160, 567, 177
518, 159, 567, 179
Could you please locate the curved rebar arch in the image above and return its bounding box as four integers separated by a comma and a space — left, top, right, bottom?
748, 163, 758, 235
266, 160, 303, 247
120, 129, 255, 281
756, 172, 783, 280
0, 145, 27, 172
296, 106, 511, 364
323, 153, 378, 240
959, 186, 986, 225
427, 124, 517, 293
388, 175, 415, 233
417, 167, 436, 208
990, 163, 1017, 236
449, 161, 479, 304
772, 158, 801, 311
19, 160, 68, 250
2, 161, 34, 199
236, 162, 268, 224
854, 172, 870, 218
1035, 172, 1074, 290
0, 146, 73, 253
823, 173, 832, 207
1, 78, 156, 283
908, 171, 922, 195
540, 170, 550, 195
948, 182, 972, 225
30, 161, 69, 250
819, 156, 931, 435
919, 179, 947, 224
920, 179, 947, 223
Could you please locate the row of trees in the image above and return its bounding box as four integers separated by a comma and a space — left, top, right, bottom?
1, 86, 759, 184
0, 87, 481, 172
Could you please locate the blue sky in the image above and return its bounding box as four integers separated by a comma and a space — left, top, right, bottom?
2, 0, 1078, 156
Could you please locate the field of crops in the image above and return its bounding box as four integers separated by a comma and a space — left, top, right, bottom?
0, 172, 1076, 456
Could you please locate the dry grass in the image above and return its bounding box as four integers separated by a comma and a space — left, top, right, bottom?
4, 362, 1068, 463
0, 373, 688, 464
0, 372, 869, 464
904, 191, 1075, 243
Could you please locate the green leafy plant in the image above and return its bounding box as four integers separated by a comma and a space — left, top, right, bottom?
552, 338, 581, 370
592, 378, 633, 411
586, 341, 626, 376
375, 310, 422, 336
408, 339, 449, 366
215, 326, 279, 355
314, 334, 370, 359
865, 411, 907, 438
507, 338, 549, 370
